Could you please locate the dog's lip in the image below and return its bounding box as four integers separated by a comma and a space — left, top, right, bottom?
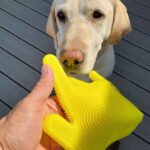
68, 72, 77, 75
61, 62, 90, 75
59, 61, 80, 72
63, 66, 79, 74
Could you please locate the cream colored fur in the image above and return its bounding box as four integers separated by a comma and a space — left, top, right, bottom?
46, 0, 131, 80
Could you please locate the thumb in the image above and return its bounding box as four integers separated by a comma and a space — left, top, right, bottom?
27, 65, 54, 102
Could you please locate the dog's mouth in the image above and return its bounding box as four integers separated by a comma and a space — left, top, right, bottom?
63, 66, 92, 76
60, 63, 80, 75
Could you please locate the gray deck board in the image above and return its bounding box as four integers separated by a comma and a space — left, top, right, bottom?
131, 0, 150, 8
0, 27, 45, 71
115, 41, 150, 71
0, 0, 47, 33
0, 9, 55, 54
129, 13, 150, 36
135, 115, 150, 143
115, 55, 150, 91
124, 30, 150, 53
0, 101, 11, 117
118, 134, 150, 150
0, 72, 28, 107
15, 0, 51, 17
0, 48, 40, 91
123, 0, 150, 21
44, 0, 52, 3
0, 0, 150, 149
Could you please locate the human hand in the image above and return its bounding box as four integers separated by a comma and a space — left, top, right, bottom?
0, 65, 64, 150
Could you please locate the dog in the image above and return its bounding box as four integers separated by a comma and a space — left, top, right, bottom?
46, 0, 131, 81
46, 1, 131, 149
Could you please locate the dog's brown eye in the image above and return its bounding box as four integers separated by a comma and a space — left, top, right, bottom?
93, 10, 103, 19
57, 11, 66, 22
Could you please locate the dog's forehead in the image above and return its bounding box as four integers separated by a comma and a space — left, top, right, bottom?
54, 0, 114, 12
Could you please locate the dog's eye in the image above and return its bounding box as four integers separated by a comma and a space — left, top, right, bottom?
93, 10, 104, 19
57, 11, 66, 22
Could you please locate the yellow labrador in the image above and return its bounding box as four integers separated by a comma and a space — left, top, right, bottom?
46, 0, 131, 80
46, 1, 131, 149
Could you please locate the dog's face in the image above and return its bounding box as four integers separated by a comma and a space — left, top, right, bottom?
46, 0, 131, 74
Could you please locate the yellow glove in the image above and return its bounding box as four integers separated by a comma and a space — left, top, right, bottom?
43, 54, 143, 150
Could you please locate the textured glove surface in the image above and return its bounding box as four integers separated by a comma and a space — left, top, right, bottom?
43, 54, 143, 150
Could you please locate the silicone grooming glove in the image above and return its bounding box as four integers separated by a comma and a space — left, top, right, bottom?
43, 54, 143, 150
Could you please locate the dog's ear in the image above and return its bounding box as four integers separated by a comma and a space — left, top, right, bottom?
46, 2, 56, 39
107, 0, 132, 44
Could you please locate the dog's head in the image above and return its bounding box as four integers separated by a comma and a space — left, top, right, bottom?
46, 0, 131, 74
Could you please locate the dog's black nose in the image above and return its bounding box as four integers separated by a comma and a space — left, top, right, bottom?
60, 49, 84, 68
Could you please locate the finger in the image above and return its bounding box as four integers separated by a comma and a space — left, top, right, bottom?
27, 65, 54, 102
43, 54, 73, 91
44, 98, 65, 117
89, 71, 105, 82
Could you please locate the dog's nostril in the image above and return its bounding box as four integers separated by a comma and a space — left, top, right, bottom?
63, 60, 67, 64
63, 60, 68, 65
74, 59, 80, 65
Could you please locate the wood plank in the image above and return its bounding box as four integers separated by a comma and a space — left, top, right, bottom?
0, 72, 28, 107
0, 48, 40, 91
119, 134, 150, 150
129, 13, 150, 36
0, 101, 11, 117
0, 9, 55, 54
15, 0, 51, 17
0, 0, 47, 33
43, 0, 52, 3
114, 55, 150, 91
123, 0, 150, 21
0, 28, 55, 96
115, 40, 150, 71
0, 27, 45, 71
130, 0, 150, 8
124, 30, 150, 53
135, 115, 150, 143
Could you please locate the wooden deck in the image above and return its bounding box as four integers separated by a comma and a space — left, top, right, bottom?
0, 0, 150, 149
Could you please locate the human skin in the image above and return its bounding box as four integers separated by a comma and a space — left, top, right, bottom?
0, 65, 63, 150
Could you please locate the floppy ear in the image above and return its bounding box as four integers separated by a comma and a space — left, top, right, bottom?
107, 0, 132, 44
46, 2, 56, 39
